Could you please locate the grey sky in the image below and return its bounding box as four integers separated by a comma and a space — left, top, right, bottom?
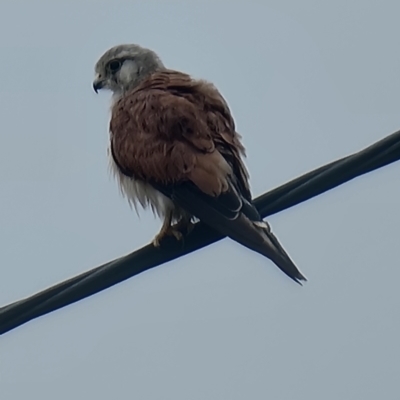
1, 1, 400, 399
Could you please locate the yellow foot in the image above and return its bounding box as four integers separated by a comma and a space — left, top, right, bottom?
152, 227, 184, 247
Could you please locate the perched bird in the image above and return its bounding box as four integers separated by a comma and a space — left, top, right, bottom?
93, 44, 307, 284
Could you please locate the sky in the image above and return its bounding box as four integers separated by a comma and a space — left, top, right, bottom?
1, 1, 400, 399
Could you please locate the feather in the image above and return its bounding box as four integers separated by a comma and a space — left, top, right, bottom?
109, 69, 306, 283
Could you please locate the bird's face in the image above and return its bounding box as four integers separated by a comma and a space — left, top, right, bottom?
93, 44, 164, 96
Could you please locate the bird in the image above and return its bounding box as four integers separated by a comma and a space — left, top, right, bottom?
93, 43, 307, 284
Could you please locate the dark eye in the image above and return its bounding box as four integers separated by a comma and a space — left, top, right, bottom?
107, 60, 121, 73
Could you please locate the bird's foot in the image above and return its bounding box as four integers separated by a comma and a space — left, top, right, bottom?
173, 218, 194, 235
152, 225, 184, 247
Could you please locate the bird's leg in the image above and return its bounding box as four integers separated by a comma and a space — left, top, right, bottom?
152, 211, 183, 247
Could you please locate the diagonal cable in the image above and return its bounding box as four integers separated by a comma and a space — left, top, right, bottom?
1, 129, 400, 335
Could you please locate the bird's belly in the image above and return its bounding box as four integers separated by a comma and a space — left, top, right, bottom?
108, 150, 174, 218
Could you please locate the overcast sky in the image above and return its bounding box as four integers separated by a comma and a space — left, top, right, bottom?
1, 1, 400, 399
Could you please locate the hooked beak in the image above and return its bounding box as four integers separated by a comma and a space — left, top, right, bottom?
93, 76, 105, 93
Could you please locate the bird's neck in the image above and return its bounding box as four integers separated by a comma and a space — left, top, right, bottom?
111, 66, 166, 105
111, 90, 124, 106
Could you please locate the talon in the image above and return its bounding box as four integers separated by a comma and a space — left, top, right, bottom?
152, 214, 192, 247
152, 237, 162, 248
152, 226, 184, 247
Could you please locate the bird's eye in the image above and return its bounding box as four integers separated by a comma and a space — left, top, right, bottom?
108, 60, 122, 73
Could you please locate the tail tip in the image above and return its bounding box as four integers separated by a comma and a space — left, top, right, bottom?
294, 272, 308, 285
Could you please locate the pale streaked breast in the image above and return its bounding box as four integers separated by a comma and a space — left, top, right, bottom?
108, 147, 174, 218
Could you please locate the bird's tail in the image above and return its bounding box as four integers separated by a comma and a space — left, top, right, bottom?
225, 214, 307, 284
252, 220, 307, 284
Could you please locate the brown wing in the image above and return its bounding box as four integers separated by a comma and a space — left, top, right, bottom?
110, 70, 251, 200
110, 70, 306, 284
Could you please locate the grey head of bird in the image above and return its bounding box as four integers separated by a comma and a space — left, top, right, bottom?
93, 44, 165, 97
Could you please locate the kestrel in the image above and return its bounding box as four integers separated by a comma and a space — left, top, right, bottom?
93, 44, 306, 283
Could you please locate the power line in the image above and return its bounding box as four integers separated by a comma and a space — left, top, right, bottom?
1, 129, 400, 335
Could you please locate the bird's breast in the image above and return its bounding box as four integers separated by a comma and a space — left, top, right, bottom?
108, 147, 174, 218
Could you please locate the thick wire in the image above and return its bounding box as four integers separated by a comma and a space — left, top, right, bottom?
1, 129, 400, 335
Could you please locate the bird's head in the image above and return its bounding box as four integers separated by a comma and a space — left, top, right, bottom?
93, 44, 164, 96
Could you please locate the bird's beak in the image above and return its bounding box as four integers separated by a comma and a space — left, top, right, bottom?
93, 76, 105, 93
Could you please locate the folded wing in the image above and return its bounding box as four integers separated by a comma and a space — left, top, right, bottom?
110, 70, 306, 283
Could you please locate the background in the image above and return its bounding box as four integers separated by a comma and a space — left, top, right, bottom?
1, 1, 399, 399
